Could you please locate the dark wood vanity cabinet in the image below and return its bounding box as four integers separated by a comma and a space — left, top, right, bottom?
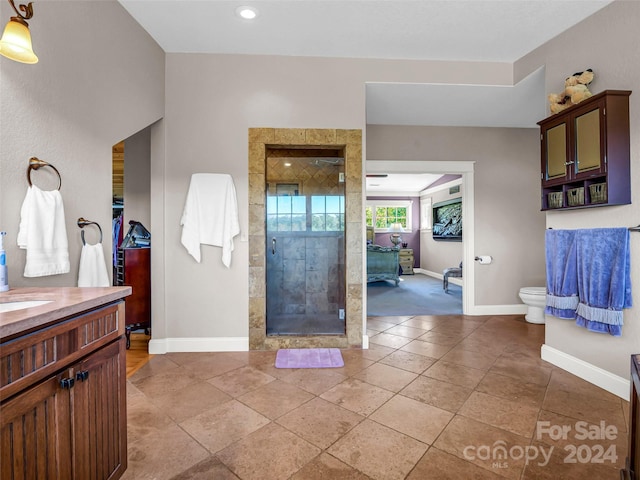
622, 355, 640, 480
538, 90, 631, 210
0, 302, 127, 480
1, 372, 74, 478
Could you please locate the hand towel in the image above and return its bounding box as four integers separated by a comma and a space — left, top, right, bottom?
545, 229, 579, 318
78, 243, 110, 287
17, 185, 70, 277
180, 173, 240, 268
574, 228, 632, 336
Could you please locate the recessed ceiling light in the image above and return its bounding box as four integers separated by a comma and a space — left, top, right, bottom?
236, 6, 258, 20
284, 162, 291, 167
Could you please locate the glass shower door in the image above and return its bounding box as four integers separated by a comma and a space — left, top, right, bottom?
265, 155, 346, 335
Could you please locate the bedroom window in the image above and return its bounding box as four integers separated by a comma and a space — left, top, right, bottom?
365, 200, 412, 232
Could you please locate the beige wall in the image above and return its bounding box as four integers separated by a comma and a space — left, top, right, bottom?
123, 126, 152, 230
515, 0, 640, 379
420, 185, 464, 275
367, 125, 545, 306
0, 1, 164, 287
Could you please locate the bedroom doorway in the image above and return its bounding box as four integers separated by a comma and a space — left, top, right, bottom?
366, 160, 475, 315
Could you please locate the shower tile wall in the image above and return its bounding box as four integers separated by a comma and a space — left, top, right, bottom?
267, 235, 345, 321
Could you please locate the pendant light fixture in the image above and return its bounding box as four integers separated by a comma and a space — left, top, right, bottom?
0, 0, 38, 64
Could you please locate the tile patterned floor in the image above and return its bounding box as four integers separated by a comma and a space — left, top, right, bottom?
122, 315, 629, 480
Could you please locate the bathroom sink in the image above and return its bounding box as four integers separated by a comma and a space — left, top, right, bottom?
0, 300, 53, 313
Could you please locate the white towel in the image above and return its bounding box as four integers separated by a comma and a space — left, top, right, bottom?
180, 173, 240, 268
78, 243, 110, 287
17, 185, 70, 277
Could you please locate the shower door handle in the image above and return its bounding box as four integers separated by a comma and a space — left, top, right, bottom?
272, 237, 276, 255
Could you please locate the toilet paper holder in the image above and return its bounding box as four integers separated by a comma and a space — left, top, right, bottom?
475, 255, 492, 264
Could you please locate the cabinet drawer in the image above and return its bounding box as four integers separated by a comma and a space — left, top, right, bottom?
400, 264, 414, 275
0, 302, 124, 402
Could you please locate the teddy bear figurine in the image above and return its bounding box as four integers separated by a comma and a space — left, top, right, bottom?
548, 69, 595, 114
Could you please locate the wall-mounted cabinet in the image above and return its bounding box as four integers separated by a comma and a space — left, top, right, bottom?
538, 90, 631, 211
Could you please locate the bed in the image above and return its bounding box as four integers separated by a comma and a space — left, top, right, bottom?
366, 244, 400, 286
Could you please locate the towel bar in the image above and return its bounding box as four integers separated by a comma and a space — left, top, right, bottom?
27, 157, 62, 190
551, 226, 640, 232
77, 217, 103, 245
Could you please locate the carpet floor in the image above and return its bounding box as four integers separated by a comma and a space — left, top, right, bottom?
367, 273, 462, 316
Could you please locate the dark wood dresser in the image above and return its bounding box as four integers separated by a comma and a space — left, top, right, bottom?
622, 354, 640, 479
115, 247, 151, 348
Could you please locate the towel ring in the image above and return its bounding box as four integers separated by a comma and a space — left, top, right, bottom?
77, 217, 103, 245
27, 157, 62, 190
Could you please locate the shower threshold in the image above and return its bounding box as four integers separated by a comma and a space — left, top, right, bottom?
266, 313, 345, 336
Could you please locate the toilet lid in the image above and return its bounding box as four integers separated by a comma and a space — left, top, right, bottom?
520, 286, 546, 295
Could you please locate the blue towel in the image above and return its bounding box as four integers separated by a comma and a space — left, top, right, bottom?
545, 229, 579, 318
574, 228, 632, 336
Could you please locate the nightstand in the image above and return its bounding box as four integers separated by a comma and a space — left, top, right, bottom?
399, 248, 414, 275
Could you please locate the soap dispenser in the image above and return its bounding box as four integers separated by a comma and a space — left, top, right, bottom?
0, 231, 8, 292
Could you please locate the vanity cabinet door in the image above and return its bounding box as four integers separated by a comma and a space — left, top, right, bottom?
73, 338, 127, 480
0, 339, 126, 480
0, 372, 73, 480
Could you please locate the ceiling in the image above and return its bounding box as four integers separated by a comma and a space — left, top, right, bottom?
366, 173, 451, 195
119, 1, 611, 64
119, 0, 613, 192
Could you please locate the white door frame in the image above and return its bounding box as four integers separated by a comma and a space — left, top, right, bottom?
366, 160, 476, 315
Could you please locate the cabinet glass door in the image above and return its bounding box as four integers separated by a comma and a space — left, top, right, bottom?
546, 123, 567, 180
575, 108, 601, 174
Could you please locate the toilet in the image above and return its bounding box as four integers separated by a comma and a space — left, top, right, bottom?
518, 287, 547, 324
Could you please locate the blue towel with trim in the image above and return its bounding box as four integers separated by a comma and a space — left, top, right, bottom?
575, 228, 632, 336
545, 229, 579, 318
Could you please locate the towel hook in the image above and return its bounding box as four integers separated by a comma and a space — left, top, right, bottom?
27, 157, 62, 190
77, 217, 103, 245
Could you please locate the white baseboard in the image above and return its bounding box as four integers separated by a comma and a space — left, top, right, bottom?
148, 337, 249, 354
418, 268, 462, 287
541, 344, 630, 400
419, 268, 441, 279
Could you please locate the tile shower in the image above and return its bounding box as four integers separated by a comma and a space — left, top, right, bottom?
265, 151, 346, 335
248, 128, 363, 350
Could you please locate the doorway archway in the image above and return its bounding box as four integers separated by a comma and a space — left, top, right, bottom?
366, 160, 475, 315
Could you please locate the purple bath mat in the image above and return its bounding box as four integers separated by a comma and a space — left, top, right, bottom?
275, 348, 344, 369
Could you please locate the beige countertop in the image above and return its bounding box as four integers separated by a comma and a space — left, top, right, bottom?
0, 286, 132, 340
